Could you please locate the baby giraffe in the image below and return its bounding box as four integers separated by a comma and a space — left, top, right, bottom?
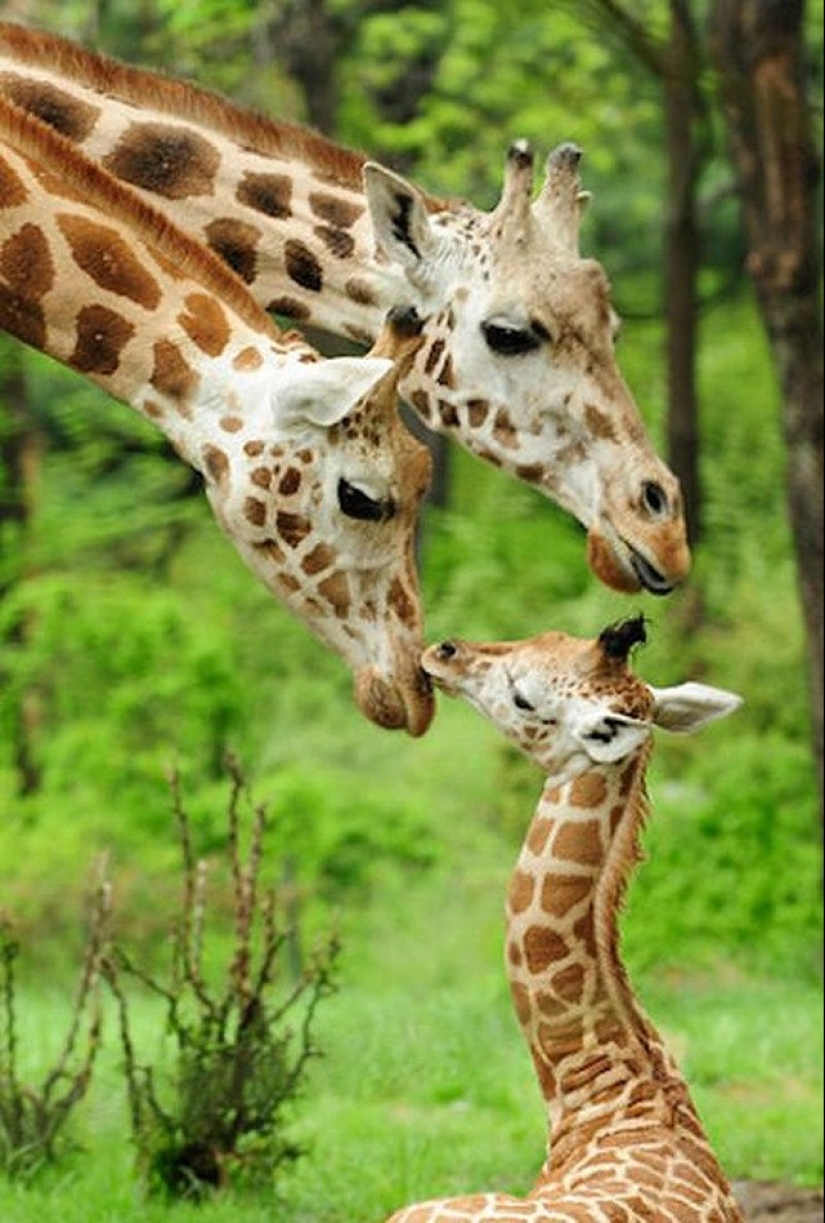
391, 616, 743, 1222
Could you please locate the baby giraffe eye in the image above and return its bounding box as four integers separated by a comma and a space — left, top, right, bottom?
337, 478, 395, 522
513, 690, 535, 712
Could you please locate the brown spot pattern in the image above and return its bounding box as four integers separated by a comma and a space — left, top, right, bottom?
278, 467, 301, 495
467, 399, 489, 428
526, 816, 552, 856
585, 402, 619, 442
523, 925, 568, 975
345, 277, 378, 307
540, 873, 592, 917
510, 980, 531, 1026
233, 346, 263, 371
236, 171, 292, 219
202, 445, 229, 485
103, 123, 220, 199
492, 407, 518, 448
550, 961, 586, 1002
301, 543, 335, 575
151, 339, 199, 405
570, 772, 608, 808
508, 870, 535, 914
0, 280, 45, 349
553, 820, 603, 866
388, 576, 416, 626
0, 153, 27, 208
1, 222, 54, 298
314, 225, 355, 259
276, 510, 311, 548
69, 304, 135, 376
284, 239, 322, 292
0, 74, 99, 142
308, 191, 363, 229
57, 213, 160, 309
266, 295, 311, 321
204, 217, 260, 283
424, 338, 445, 375
178, 291, 230, 357
244, 496, 267, 527
251, 466, 272, 489
318, 571, 351, 617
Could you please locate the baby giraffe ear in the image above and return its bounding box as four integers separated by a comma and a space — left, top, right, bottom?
274, 356, 394, 428
648, 682, 743, 734
363, 163, 443, 274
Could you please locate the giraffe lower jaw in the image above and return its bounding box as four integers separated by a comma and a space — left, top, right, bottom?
353, 667, 435, 736
586, 529, 678, 596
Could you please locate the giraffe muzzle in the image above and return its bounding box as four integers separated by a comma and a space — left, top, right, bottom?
353, 666, 435, 736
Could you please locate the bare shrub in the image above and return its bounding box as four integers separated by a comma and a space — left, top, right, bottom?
0, 868, 109, 1180
103, 756, 338, 1199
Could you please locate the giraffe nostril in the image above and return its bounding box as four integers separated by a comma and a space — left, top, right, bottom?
436, 640, 458, 659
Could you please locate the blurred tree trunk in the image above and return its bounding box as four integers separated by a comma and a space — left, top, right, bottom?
570, 0, 706, 544
662, 0, 704, 547
708, 0, 823, 822
0, 344, 43, 796
257, 0, 452, 509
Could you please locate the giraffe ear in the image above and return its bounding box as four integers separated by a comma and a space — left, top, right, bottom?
648, 682, 743, 733
363, 163, 443, 275
570, 708, 651, 764
273, 356, 394, 428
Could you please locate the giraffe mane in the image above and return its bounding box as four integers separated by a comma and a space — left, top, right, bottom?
592, 743, 655, 1040
0, 21, 450, 213
0, 91, 293, 345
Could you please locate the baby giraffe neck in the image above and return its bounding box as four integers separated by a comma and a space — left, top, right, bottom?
506, 747, 688, 1154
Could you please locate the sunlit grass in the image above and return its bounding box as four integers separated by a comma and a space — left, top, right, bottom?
1, 855, 821, 1220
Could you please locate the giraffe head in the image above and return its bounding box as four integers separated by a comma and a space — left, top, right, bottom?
203, 307, 435, 736
422, 616, 741, 778
366, 144, 690, 597
0, 95, 435, 736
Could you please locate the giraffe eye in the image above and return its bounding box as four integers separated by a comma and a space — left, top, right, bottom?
337, 478, 395, 522
481, 317, 544, 357
513, 690, 535, 712
641, 481, 669, 518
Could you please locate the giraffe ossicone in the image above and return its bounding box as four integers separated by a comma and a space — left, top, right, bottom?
385, 618, 744, 1221
0, 21, 690, 597
0, 96, 434, 736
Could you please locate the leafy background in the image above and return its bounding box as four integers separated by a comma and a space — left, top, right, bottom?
0, 0, 822, 1217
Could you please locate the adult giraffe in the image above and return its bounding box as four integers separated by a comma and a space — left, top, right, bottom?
0, 21, 690, 597
0, 95, 435, 735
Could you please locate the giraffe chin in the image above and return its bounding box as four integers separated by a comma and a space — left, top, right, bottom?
354, 668, 435, 737
586, 530, 643, 594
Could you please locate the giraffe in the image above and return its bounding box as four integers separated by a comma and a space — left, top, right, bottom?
386, 616, 744, 1221
0, 22, 690, 598
0, 95, 435, 736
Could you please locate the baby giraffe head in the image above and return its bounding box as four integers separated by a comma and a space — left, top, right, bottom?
422, 615, 741, 778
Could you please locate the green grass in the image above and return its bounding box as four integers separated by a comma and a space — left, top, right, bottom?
0, 850, 821, 1221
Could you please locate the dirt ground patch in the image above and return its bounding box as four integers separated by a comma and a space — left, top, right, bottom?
734, 1181, 824, 1221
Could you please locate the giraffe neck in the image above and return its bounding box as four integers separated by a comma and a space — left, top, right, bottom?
506, 748, 692, 1157
0, 23, 423, 343
0, 95, 312, 468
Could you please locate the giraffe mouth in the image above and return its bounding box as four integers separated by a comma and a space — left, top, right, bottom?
353, 666, 435, 736
586, 527, 682, 596
627, 547, 674, 596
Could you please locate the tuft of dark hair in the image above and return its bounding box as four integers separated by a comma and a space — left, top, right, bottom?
598, 615, 647, 661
